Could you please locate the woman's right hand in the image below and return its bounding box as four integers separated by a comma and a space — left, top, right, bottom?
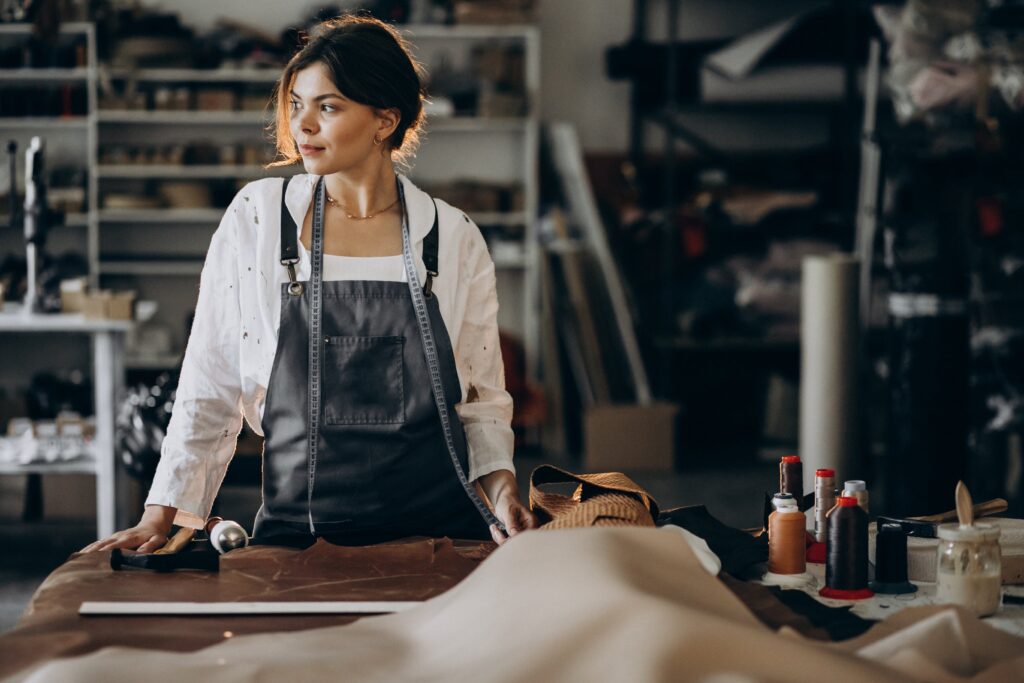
79, 505, 176, 554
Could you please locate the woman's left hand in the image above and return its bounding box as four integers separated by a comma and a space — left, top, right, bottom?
478, 469, 538, 545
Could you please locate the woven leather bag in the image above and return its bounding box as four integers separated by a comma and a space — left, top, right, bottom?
529, 465, 660, 530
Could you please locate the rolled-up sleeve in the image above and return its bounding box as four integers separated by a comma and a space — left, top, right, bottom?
144, 196, 245, 529
453, 227, 516, 482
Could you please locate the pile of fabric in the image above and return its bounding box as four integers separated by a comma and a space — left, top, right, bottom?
7, 525, 1022, 683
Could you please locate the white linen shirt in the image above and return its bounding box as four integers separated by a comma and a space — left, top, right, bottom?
145, 172, 516, 529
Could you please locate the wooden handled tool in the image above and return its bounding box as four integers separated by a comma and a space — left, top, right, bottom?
153, 527, 196, 555
955, 480, 974, 526
914, 496, 1004, 524
877, 497, 1007, 538
150, 517, 224, 555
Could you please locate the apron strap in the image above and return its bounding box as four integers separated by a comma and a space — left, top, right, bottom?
398, 180, 505, 535
422, 199, 439, 297
279, 176, 435, 297
279, 177, 302, 295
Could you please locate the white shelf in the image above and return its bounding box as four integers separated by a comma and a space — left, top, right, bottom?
0, 117, 90, 129
98, 164, 293, 179
0, 459, 97, 475
428, 117, 528, 132
101, 67, 280, 83
95, 206, 521, 227
94, 110, 526, 130
97, 110, 267, 125
99, 260, 202, 276
472, 211, 527, 226
0, 67, 93, 81
0, 212, 88, 227
99, 208, 224, 223
124, 353, 181, 369
0, 303, 131, 332
400, 24, 537, 40
493, 254, 527, 269
0, 21, 93, 35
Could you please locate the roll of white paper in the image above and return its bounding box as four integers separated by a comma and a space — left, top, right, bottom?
799, 254, 860, 485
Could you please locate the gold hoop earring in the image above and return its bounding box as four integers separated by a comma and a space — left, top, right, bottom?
373, 135, 383, 146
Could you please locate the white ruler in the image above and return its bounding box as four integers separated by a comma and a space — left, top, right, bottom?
79, 601, 420, 616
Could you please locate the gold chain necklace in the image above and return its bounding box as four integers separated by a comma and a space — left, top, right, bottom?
324, 191, 399, 220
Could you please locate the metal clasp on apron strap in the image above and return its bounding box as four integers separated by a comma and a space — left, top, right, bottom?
283, 258, 304, 296
423, 269, 437, 298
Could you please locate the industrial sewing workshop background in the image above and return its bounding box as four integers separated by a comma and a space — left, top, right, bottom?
2, 0, 1023, 631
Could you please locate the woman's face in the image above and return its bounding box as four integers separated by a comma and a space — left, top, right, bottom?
287, 62, 396, 175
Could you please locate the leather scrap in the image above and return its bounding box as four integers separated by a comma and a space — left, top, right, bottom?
529, 465, 659, 529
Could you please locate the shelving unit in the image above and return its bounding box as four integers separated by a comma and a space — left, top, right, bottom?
626, 0, 862, 396
96, 110, 267, 124
89, 23, 541, 379
0, 22, 113, 531
401, 25, 541, 377
0, 21, 98, 284
4, 21, 541, 437
0, 66, 92, 81
0, 304, 131, 539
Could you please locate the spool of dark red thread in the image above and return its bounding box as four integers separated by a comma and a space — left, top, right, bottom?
819, 496, 874, 600
870, 523, 917, 594
779, 455, 803, 509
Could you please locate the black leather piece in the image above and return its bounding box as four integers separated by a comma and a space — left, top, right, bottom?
657, 505, 768, 578
765, 586, 875, 640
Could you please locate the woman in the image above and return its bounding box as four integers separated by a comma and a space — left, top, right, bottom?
83, 14, 537, 552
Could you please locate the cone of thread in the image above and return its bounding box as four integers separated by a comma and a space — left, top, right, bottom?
814, 468, 836, 543
825, 497, 869, 591
768, 505, 807, 575
871, 523, 917, 594
779, 456, 803, 508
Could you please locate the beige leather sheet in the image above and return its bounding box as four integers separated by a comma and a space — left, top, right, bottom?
5, 528, 1024, 682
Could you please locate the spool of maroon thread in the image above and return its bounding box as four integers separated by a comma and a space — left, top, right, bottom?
819, 496, 874, 600
779, 455, 803, 509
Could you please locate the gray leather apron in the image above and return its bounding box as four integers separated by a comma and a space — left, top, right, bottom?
252, 176, 499, 545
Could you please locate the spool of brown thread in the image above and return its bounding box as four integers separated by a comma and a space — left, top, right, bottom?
779, 455, 803, 508
768, 494, 807, 575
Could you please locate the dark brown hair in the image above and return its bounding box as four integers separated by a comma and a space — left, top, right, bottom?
268, 13, 427, 169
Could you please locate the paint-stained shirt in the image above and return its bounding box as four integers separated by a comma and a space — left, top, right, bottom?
145, 173, 516, 530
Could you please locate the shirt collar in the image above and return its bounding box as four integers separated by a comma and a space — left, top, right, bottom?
285, 172, 434, 245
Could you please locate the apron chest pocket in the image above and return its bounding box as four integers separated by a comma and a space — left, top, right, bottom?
323, 336, 405, 425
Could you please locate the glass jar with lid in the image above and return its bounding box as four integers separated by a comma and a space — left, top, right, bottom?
935, 523, 1002, 617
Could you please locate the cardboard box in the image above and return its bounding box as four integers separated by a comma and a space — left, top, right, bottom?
60, 276, 89, 313
583, 402, 680, 471
82, 290, 136, 320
